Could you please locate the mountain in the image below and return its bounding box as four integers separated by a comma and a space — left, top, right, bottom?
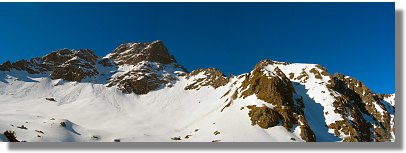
0, 40, 395, 142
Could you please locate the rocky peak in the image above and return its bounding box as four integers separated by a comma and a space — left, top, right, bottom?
43, 49, 75, 64
0, 60, 13, 71
107, 40, 177, 65
10, 59, 37, 74
49, 49, 99, 82
239, 59, 315, 141
104, 40, 188, 94
251, 59, 291, 79
240, 60, 296, 127
184, 68, 229, 90
43, 48, 98, 65
0, 48, 99, 82
253, 59, 274, 69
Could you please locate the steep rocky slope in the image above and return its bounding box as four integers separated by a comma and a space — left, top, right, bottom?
0, 40, 395, 142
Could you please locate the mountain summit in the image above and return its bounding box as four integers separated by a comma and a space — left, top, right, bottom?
0, 40, 395, 142
107, 40, 178, 65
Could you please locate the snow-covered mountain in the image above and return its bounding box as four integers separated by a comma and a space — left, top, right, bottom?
0, 40, 395, 142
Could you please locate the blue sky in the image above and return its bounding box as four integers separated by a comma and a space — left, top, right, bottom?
0, 2, 394, 93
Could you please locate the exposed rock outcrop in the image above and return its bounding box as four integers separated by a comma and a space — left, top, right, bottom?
103, 40, 187, 94
247, 105, 280, 128
185, 68, 229, 90
240, 60, 297, 129
11, 59, 40, 74
1, 48, 99, 82
107, 62, 181, 94
0, 61, 13, 71
108, 40, 177, 65
239, 60, 316, 141
3, 131, 19, 142
50, 49, 99, 82
327, 73, 394, 142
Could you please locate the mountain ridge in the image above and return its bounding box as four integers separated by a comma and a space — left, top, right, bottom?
0, 40, 395, 142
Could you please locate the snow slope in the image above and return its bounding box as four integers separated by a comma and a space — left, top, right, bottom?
0, 68, 304, 142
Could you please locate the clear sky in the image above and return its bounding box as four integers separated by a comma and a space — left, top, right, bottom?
0, 2, 395, 93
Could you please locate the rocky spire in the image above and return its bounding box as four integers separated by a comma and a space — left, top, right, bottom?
107, 40, 178, 65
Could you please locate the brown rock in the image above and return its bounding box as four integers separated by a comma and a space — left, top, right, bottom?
109, 40, 177, 65
300, 125, 316, 142
0, 61, 13, 71
50, 49, 99, 82
12, 59, 39, 74
107, 62, 178, 94
240, 60, 296, 129
185, 68, 229, 90
3, 131, 19, 142
247, 105, 280, 129
327, 73, 393, 142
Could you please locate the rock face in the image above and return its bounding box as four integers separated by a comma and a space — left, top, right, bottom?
185, 68, 229, 90
0, 48, 99, 82
0, 61, 13, 71
10, 59, 40, 74
49, 49, 99, 82
107, 40, 177, 65
105, 40, 186, 94
238, 60, 316, 141
106, 62, 181, 94
240, 60, 297, 129
327, 73, 394, 142
247, 105, 281, 128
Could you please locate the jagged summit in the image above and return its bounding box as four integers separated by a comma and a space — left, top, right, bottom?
106, 40, 178, 65
254, 59, 291, 67
47, 49, 99, 82
0, 48, 98, 78
43, 48, 98, 65
102, 40, 187, 94
0, 40, 187, 83
0, 40, 182, 73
